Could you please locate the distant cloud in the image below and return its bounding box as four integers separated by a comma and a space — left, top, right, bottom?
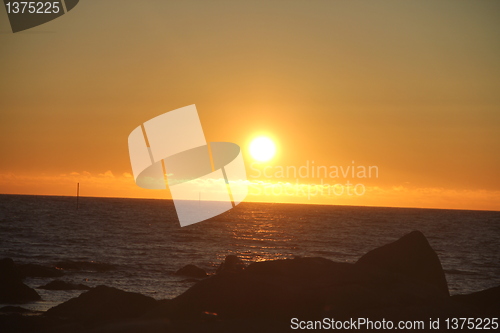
99, 170, 114, 178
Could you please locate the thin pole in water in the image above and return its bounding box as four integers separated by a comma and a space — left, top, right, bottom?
76, 183, 80, 210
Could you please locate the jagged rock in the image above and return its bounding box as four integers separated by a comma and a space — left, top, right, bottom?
37, 280, 90, 291
175, 264, 207, 278
355, 230, 449, 296
46, 285, 157, 323
0, 258, 41, 303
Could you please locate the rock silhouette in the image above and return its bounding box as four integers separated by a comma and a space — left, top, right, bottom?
0, 258, 41, 303
451, 285, 500, 314
155, 231, 451, 322
46, 285, 157, 323
355, 230, 449, 296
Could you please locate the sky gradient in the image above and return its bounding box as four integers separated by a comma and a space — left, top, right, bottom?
1, 0, 499, 210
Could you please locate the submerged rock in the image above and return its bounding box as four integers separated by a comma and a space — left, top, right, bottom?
175, 264, 207, 278
46, 285, 157, 323
0, 258, 41, 303
37, 280, 90, 291
18, 264, 64, 278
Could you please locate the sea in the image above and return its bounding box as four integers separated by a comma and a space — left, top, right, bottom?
0, 194, 499, 312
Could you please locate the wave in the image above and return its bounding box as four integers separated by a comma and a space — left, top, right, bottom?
444, 269, 481, 276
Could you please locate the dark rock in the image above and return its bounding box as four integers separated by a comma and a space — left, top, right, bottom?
71, 319, 172, 333
18, 263, 64, 278
0, 258, 41, 303
451, 285, 500, 313
46, 285, 157, 323
156, 232, 455, 322
37, 280, 90, 291
175, 264, 207, 278
0, 312, 63, 333
216, 255, 246, 275
168, 271, 316, 320
0, 281, 40, 304
0, 258, 22, 281
166, 259, 450, 321
355, 230, 449, 296
165, 258, 356, 320
0, 315, 55, 333
141, 299, 173, 320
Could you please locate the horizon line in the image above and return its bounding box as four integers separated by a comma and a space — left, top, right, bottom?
1, 192, 499, 214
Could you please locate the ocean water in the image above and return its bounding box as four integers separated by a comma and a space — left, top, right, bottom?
0, 194, 499, 312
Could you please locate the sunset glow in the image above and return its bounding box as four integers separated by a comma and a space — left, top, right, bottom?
0, 1, 499, 211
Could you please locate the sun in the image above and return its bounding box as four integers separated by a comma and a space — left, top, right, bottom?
249, 137, 276, 162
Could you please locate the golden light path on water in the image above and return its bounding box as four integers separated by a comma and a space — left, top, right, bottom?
218, 209, 306, 264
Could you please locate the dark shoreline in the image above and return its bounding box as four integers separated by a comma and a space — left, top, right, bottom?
1, 230, 499, 332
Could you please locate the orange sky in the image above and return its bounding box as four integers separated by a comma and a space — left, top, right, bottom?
1, 1, 499, 211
